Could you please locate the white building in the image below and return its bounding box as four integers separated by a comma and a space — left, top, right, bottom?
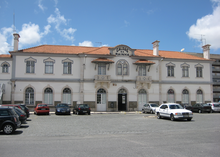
0, 34, 213, 111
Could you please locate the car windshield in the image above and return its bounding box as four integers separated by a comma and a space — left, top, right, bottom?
79, 104, 89, 108
57, 104, 68, 107
38, 104, 47, 107
169, 104, 183, 109
151, 104, 158, 107
201, 104, 209, 106
213, 104, 220, 107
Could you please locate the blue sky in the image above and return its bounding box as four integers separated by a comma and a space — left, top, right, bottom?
0, 0, 220, 55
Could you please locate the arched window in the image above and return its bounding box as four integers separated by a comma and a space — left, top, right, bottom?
44, 88, 53, 105
182, 89, 189, 104
25, 87, 34, 105
62, 88, 71, 105
138, 89, 147, 111
196, 89, 203, 103
116, 60, 129, 76
2, 64, 8, 73
167, 89, 175, 103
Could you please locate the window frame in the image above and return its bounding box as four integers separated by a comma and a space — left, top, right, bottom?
116, 60, 129, 76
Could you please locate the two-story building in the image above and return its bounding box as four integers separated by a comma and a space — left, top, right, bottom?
0, 33, 213, 111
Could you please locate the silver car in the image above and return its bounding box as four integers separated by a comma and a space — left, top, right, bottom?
207, 102, 220, 113
142, 103, 159, 114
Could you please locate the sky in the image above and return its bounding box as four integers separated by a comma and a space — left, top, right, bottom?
0, 0, 220, 55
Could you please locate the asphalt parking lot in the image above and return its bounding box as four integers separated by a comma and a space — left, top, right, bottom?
1, 112, 220, 157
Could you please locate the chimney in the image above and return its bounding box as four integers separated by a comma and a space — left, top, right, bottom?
13, 33, 20, 51
152, 40, 160, 56
202, 44, 211, 59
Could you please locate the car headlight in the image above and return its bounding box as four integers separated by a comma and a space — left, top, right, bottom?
175, 113, 182, 116
57, 109, 61, 112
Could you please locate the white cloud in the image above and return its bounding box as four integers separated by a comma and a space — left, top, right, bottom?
0, 27, 13, 54
79, 41, 93, 47
19, 23, 41, 45
47, 8, 76, 42
38, 0, 46, 11
187, 0, 220, 50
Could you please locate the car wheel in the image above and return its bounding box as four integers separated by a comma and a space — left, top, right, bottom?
198, 109, 202, 113
150, 110, 153, 114
157, 113, 161, 119
3, 124, 14, 134
170, 114, 175, 121
187, 118, 192, 121
88, 112, 90, 115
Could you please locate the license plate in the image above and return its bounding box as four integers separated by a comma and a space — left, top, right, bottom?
41, 108, 45, 110
183, 115, 189, 117
83, 111, 87, 113
62, 111, 66, 113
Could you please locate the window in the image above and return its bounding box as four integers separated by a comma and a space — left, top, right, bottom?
62, 58, 73, 74
1, 62, 10, 73
62, 88, 71, 104
117, 64, 122, 75
182, 89, 189, 104
44, 88, 53, 105
2, 64, 8, 73
25, 87, 34, 105
167, 66, 174, 77
167, 89, 175, 103
45, 61, 53, 74
138, 65, 146, 76
26, 61, 35, 73
63, 62, 72, 74
196, 89, 203, 103
98, 63, 106, 75
182, 66, 189, 77
196, 67, 203, 77
116, 60, 129, 76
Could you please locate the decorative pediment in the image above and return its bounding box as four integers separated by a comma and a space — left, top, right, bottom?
195, 63, 204, 68
1, 61, 10, 67
94, 75, 111, 88
109, 45, 135, 56
181, 62, 190, 68
136, 76, 152, 89
166, 62, 175, 67
62, 58, 73, 64
43, 57, 55, 63
24, 57, 37, 63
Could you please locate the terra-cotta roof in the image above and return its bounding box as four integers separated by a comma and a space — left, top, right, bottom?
0, 54, 11, 58
10, 44, 208, 61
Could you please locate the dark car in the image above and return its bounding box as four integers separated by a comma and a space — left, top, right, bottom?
181, 104, 193, 111
17, 104, 30, 118
191, 103, 211, 113
13, 107, 27, 124
0, 106, 21, 134
73, 104, 91, 115
55, 103, 71, 115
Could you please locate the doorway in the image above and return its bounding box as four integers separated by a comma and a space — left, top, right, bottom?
118, 89, 127, 111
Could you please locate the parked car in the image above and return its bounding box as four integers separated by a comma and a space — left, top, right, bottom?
73, 104, 91, 115
34, 104, 50, 115
17, 104, 30, 118
13, 107, 27, 124
1, 104, 27, 124
55, 103, 71, 115
142, 103, 159, 114
191, 103, 211, 113
155, 103, 193, 121
0, 106, 21, 134
207, 102, 220, 113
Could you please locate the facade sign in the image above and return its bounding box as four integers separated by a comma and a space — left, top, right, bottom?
110, 45, 134, 56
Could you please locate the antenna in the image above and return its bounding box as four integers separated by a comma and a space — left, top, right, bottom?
96, 42, 102, 47
195, 34, 206, 46
13, 11, 16, 33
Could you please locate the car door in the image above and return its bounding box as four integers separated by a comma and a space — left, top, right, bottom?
159, 105, 168, 117
145, 104, 150, 113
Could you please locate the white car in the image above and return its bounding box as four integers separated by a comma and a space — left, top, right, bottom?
155, 103, 193, 121
207, 102, 220, 113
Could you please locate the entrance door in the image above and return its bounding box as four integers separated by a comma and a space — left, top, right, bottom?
118, 94, 127, 111
138, 89, 147, 111
97, 89, 107, 111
